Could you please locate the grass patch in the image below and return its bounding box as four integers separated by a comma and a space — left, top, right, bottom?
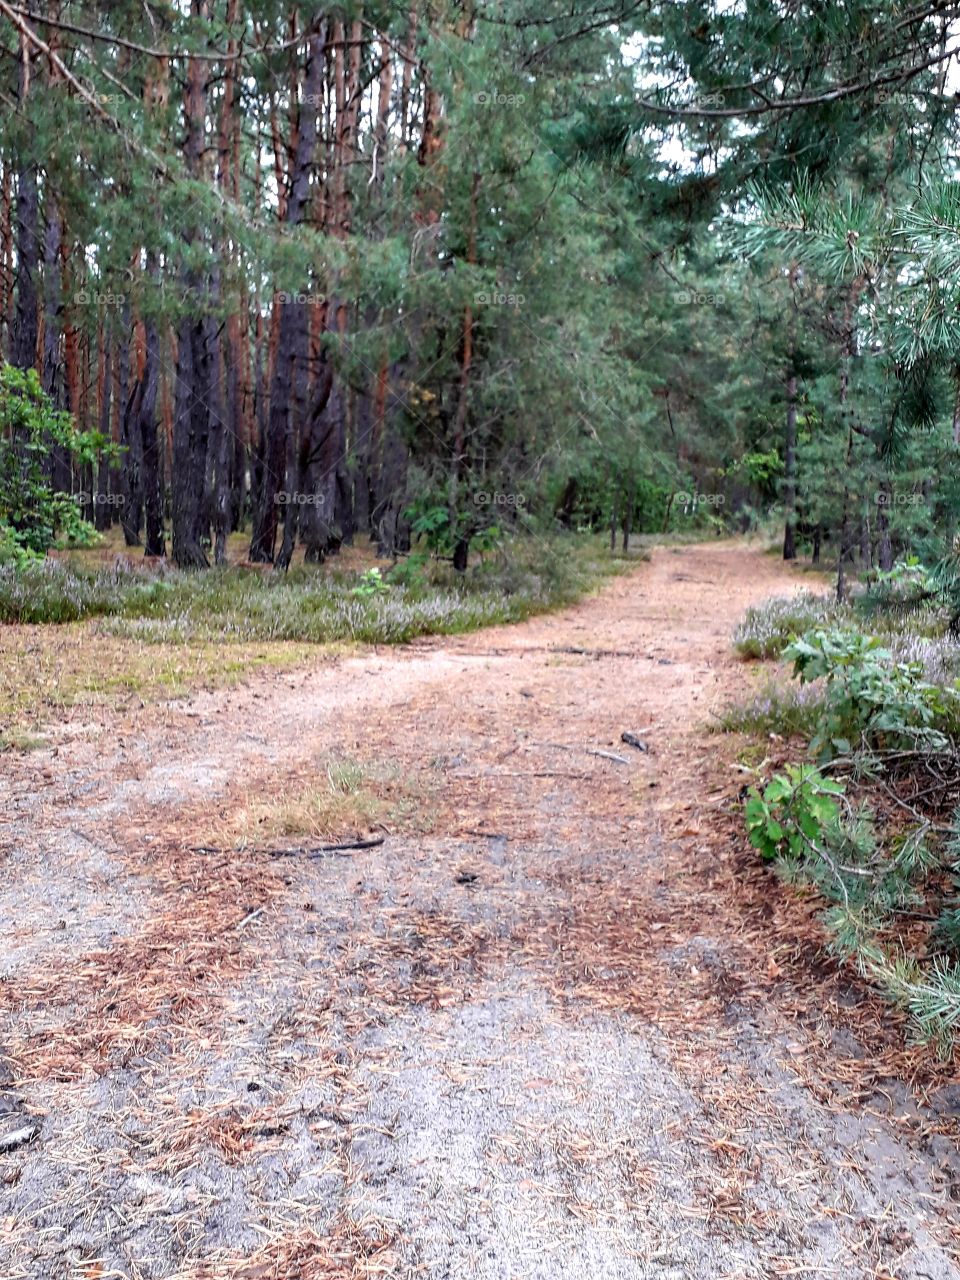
714, 680, 826, 739
0, 727, 46, 752
227, 756, 440, 845
0, 624, 324, 732
733, 592, 846, 659
0, 534, 627, 639
0, 534, 634, 735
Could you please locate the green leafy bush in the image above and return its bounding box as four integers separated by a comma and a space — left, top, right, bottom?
734, 597, 960, 1052
385, 553, 430, 590
0, 364, 113, 557
784, 627, 955, 760
406, 490, 505, 564
857, 559, 959, 634
745, 763, 845, 862
350, 567, 391, 599
744, 761, 960, 1052
407, 502, 453, 555
55, 503, 105, 550
0, 523, 37, 569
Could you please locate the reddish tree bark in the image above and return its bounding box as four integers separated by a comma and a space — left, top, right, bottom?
253, 17, 328, 565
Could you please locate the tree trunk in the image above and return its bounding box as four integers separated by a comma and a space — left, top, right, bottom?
119, 302, 144, 546
250, 284, 267, 526
211, 0, 239, 565
782, 372, 797, 560
250, 20, 327, 564
278, 363, 334, 569
835, 278, 865, 602
12, 36, 39, 373
136, 279, 164, 556
876, 481, 892, 572
374, 429, 410, 556
453, 536, 469, 572
171, 0, 211, 568
1, 162, 12, 354
172, 311, 214, 566
205, 315, 231, 565
661, 490, 675, 533
95, 328, 113, 530
42, 200, 73, 493
400, 6, 418, 146
836, 422, 854, 602
40, 202, 62, 401
449, 170, 479, 571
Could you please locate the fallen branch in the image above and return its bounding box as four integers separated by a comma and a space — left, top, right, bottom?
305, 836, 386, 858
190, 836, 386, 859
551, 645, 639, 658
548, 741, 633, 765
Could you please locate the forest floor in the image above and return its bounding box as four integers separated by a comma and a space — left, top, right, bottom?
2, 541, 960, 1280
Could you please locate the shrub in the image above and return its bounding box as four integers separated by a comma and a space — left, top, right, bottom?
0, 363, 113, 557
0, 523, 37, 570
714, 680, 825, 738
745, 763, 845, 862
0, 561, 123, 623
734, 600, 960, 1052
733, 592, 843, 659
743, 760, 960, 1052
350, 567, 391, 599
785, 627, 955, 761
858, 558, 938, 617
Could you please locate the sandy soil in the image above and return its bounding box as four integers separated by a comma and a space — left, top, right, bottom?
1, 541, 959, 1279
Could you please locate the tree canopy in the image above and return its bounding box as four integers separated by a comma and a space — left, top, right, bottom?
0, 0, 958, 583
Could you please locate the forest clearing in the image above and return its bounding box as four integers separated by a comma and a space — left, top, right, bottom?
5, 0, 960, 1275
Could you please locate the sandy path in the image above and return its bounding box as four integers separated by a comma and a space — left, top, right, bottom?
1, 541, 958, 1279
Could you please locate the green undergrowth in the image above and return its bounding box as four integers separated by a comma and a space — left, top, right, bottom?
0, 534, 632, 642
726, 578, 960, 1055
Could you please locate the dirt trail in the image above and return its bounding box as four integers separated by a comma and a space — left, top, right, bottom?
1, 542, 959, 1280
